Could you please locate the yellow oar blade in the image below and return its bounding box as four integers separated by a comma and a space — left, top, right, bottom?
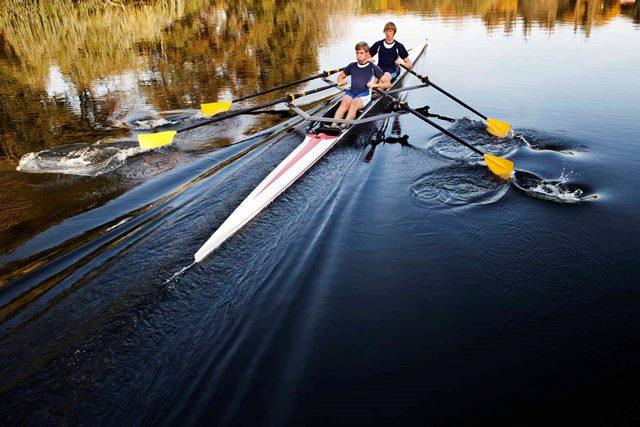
201, 101, 232, 116
137, 130, 177, 149
486, 118, 512, 138
483, 153, 514, 180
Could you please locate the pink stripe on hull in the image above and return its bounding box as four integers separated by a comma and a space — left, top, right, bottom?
255, 134, 336, 197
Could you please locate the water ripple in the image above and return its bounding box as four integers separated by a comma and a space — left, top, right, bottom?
425, 118, 519, 161
410, 164, 509, 207
514, 129, 591, 154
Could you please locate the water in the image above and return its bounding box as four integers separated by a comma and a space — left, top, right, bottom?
1, 1, 639, 424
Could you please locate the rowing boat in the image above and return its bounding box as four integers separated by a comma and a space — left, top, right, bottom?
195, 40, 428, 262
194, 40, 428, 262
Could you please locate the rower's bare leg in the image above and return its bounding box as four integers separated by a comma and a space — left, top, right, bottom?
334, 96, 353, 121
346, 98, 364, 121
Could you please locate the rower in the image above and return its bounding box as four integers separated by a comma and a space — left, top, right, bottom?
369, 22, 412, 81
333, 42, 391, 125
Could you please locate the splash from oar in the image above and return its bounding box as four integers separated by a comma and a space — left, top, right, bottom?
374, 89, 515, 180
511, 170, 594, 203
16, 140, 141, 176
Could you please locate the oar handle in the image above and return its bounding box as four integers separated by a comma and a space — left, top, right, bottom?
232, 68, 344, 103
398, 63, 428, 84
397, 64, 488, 121
177, 83, 340, 134
373, 88, 484, 156
284, 82, 340, 102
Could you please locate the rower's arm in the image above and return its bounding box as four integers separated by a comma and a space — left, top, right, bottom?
396, 57, 413, 69
367, 74, 392, 90
367, 65, 391, 90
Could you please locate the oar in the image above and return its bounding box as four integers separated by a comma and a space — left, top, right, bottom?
374, 89, 514, 180
397, 64, 512, 138
200, 68, 345, 116
138, 82, 341, 149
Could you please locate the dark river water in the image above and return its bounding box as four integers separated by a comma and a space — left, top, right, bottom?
1, 1, 639, 425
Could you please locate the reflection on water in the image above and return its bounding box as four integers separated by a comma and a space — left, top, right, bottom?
0, 1, 639, 424
0, 0, 342, 159
0, 0, 638, 252
1, 0, 638, 158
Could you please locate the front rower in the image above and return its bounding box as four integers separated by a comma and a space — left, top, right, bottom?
333, 42, 391, 125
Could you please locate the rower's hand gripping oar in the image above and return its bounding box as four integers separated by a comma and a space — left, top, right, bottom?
200, 68, 345, 116
137, 82, 340, 149
397, 64, 512, 138
374, 89, 514, 180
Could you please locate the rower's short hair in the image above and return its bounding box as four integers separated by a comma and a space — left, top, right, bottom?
355, 42, 370, 52
384, 21, 397, 34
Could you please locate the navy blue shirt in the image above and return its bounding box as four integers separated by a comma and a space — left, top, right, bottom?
343, 62, 385, 95
369, 40, 409, 74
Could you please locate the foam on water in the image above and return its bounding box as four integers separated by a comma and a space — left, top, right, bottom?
15, 108, 203, 176
17, 140, 142, 176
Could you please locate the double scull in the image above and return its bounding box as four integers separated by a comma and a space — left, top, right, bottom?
194, 40, 429, 262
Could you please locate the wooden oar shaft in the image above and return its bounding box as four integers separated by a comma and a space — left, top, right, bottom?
232, 68, 344, 103
398, 64, 488, 121
178, 82, 340, 134
373, 88, 483, 156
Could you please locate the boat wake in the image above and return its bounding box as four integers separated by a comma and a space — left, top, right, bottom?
163, 262, 196, 287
